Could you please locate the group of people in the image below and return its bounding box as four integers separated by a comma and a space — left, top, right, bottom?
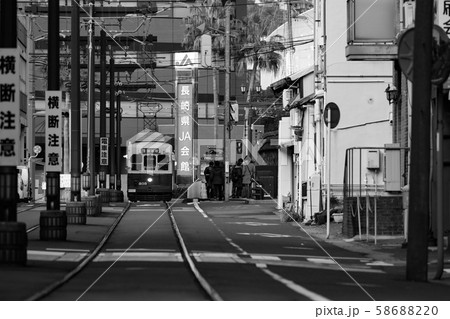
203, 156, 256, 201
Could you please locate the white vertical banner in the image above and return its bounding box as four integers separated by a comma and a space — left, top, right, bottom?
0, 48, 20, 166
45, 90, 63, 172
436, 0, 450, 35
177, 83, 193, 177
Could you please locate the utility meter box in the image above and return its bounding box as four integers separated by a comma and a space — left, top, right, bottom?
367, 150, 380, 169
384, 144, 401, 191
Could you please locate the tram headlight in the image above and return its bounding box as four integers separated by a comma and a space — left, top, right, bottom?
147, 177, 153, 183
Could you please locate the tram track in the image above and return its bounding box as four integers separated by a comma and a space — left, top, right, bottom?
25, 200, 220, 301
26, 201, 132, 301
21, 200, 324, 301
17, 203, 45, 214
166, 201, 222, 301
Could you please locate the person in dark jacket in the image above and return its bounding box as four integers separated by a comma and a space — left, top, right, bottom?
211, 161, 224, 200
231, 158, 243, 198
204, 161, 214, 199
242, 156, 256, 198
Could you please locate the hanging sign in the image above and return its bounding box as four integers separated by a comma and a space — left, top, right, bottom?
0, 49, 20, 166
100, 137, 109, 166
45, 90, 63, 172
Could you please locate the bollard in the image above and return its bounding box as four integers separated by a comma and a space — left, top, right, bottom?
96, 188, 110, 204
0, 222, 27, 266
40, 210, 67, 241
66, 201, 86, 225
0, 166, 18, 222
82, 195, 97, 216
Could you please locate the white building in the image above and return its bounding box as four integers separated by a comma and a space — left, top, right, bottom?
265, 1, 397, 224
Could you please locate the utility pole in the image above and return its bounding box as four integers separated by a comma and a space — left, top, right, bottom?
87, 0, 96, 196
70, 0, 81, 201
99, 30, 107, 188
109, 53, 116, 191
223, 1, 231, 201
115, 77, 122, 195
406, 0, 433, 281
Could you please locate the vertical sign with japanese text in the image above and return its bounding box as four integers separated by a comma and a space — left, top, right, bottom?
100, 137, 109, 166
437, 0, 450, 35
0, 49, 20, 166
177, 83, 193, 177
45, 90, 62, 172
436, 0, 450, 88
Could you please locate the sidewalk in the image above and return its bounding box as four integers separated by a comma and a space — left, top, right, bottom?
1, 201, 128, 301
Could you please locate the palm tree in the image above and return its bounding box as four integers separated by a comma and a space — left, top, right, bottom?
234, 3, 285, 156
236, 3, 285, 104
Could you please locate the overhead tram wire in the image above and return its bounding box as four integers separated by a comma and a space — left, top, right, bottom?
71, 0, 201, 128
69, 1, 310, 130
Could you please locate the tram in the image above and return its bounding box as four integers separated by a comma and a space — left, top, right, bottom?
126, 129, 174, 201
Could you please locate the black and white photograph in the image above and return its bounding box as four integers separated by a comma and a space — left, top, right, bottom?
0, 0, 449, 317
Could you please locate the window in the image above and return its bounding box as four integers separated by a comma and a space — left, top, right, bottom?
347, 0, 397, 43
157, 154, 169, 171
131, 154, 142, 171
143, 155, 156, 170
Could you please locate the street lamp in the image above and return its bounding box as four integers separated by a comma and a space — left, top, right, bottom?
82, 172, 91, 192
27, 145, 42, 201
385, 84, 398, 104
240, 83, 246, 95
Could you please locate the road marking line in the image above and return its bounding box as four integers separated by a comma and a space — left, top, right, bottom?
366, 261, 394, 267
93, 252, 183, 262
228, 221, 279, 226
237, 232, 302, 238
250, 255, 281, 261
193, 201, 208, 218
192, 252, 245, 263
28, 250, 64, 256
259, 267, 330, 301
307, 258, 336, 264
46, 248, 90, 253
58, 253, 87, 262
105, 248, 177, 252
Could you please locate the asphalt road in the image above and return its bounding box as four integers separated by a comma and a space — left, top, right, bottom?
5, 200, 450, 301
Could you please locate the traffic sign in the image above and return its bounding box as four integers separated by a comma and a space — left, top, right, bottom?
324, 102, 340, 129
398, 25, 450, 85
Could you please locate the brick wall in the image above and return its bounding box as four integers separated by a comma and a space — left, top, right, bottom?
343, 196, 403, 238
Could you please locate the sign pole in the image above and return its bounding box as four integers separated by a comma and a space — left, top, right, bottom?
326, 106, 331, 239
0, 0, 19, 223
224, 2, 231, 201
46, 0, 61, 211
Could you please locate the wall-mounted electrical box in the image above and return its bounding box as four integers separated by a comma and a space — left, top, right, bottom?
384, 143, 401, 191
367, 150, 380, 169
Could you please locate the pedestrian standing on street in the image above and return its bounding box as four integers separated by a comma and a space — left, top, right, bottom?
231, 158, 243, 198
242, 156, 255, 199
204, 161, 214, 200
211, 161, 224, 200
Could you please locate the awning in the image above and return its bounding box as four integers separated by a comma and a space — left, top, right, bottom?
289, 66, 314, 82
269, 66, 315, 97
289, 92, 315, 110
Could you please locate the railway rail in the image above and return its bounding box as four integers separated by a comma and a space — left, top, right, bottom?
25, 201, 220, 301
